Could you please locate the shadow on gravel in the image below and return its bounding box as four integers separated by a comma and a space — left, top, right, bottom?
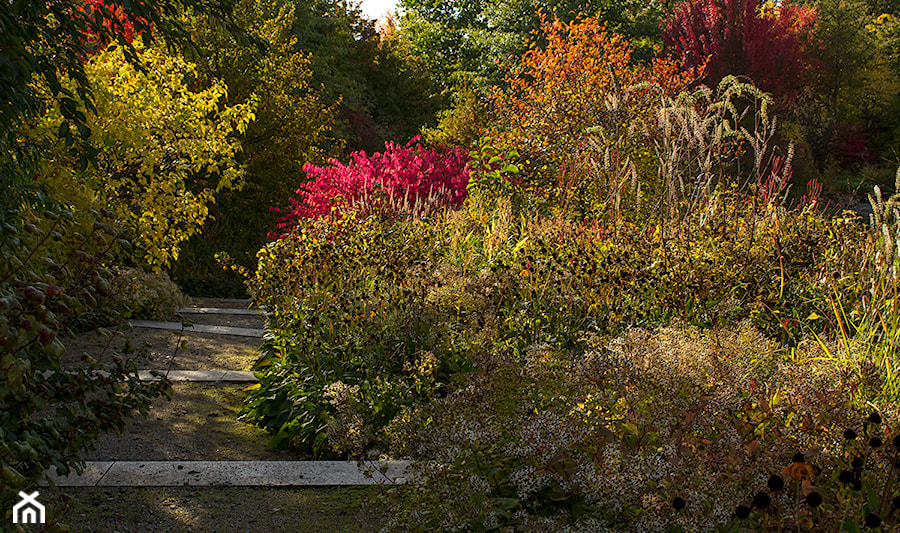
84, 384, 307, 461
43, 486, 383, 532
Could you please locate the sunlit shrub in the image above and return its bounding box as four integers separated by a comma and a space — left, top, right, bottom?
273, 139, 469, 236
34, 38, 254, 268
489, 13, 698, 206
663, 0, 818, 104
378, 323, 892, 532
107, 267, 184, 320
244, 212, 450, 455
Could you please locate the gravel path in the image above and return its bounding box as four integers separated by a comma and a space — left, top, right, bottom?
47, 298, 386, 531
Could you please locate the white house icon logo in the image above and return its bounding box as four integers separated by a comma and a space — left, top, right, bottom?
12, 491, 45, 524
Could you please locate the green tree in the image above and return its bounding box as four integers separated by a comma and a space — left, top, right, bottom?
171, 0, 342, 295
813, 0, 874, 124
287, 0, 442, 152
397, 0, 664, 95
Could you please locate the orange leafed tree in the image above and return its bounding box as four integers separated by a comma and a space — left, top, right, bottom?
489, 14, 700, 203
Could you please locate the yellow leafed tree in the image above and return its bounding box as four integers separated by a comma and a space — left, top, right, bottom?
37, 38, 256, 268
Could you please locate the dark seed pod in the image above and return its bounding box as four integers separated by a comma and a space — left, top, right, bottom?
868, 412, 883, 425
865, 513, 882, 528
804, 492, 823, 507
844, 428, 858, 440
752, 492, 771, 509
870, 437, 883, 448
792, 452, 805, 463
767, 475, 785, 492
852, 456, 864, 469
838, 470, 854, 484
672, 497, 686, 510
735, 505, 751, 519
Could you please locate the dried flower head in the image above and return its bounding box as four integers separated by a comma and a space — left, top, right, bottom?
804, 492, 823, 508
767, 475, 784, 492
865, 513, 882, 528
783, 456, 816, 481
752, 492, 771, 509
838, 470, 854, 484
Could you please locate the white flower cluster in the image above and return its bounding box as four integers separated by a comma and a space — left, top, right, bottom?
323, 380, 359, 406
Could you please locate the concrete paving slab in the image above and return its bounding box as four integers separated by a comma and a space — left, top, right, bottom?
42, 462, 113, 487
47, 461, 411, 487
178, 307, 263, 316
220, 370, 259, 383
136, 370, 258, 383
129, 320, 264, 338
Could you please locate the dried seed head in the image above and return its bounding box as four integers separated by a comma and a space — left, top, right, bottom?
838, 470, 854, 484
865, 514, 882, 528
804, 492, 823, 508
767, 475, 784, 492
753, 492, 771, 509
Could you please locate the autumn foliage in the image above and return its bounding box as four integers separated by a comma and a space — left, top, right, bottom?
274, 139, 469, 236
81, 0, 150, 48
663, 0, 818, 103
489, 14, 699, 202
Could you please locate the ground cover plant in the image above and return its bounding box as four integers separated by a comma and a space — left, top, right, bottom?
246, 11, 900, 532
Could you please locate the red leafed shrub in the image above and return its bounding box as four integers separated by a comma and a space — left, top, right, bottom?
663, 0, 818, 103
81, 0, 150, 48
830, 122, 878, 168
273, 139, 470, 237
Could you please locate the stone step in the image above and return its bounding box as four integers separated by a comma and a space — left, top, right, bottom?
45, 461, 411, 487
178, 307, 264, 316
41, 485, 381, 532
64, 326, 261, 371
41, 370, 258, 383
138, 370, 258, 383
129, 320, 264, 338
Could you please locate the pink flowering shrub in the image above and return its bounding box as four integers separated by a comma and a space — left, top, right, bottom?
274, 139, 469, 237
